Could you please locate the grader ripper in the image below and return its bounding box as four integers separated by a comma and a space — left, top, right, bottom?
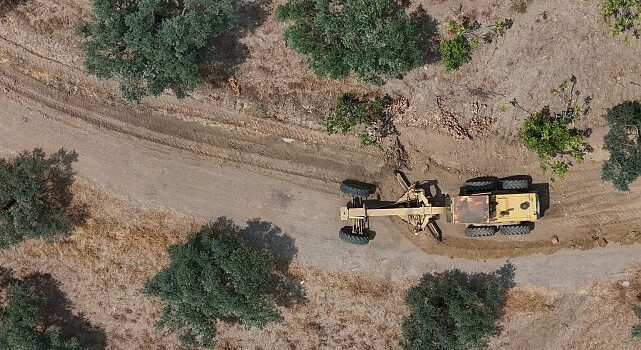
338, 172, 540, 245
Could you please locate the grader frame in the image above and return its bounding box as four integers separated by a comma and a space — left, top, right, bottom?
339, 172, 540, 244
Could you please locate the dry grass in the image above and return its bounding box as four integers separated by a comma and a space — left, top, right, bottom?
1, 179, 641, 349
504, 286, 557, 314
0, 180, 409, 349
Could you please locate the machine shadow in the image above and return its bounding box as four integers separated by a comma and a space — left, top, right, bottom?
217, 217, 308, 307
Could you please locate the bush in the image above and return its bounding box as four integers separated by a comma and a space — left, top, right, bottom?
143, 222, 282, 349
602, 101, 641, 191
517, 78, 588, 178
439, 21, 474, 72
0, 148, 77, 249
275, 0, 424, 85
0, 283, 84, 350
78, 0, 236, 101
325, 94, 391, 146
604, 0, 641, 40
518, 107, 584, 178
400, 264, 514, 350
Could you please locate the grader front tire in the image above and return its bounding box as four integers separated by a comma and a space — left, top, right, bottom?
339, 226, 370, 245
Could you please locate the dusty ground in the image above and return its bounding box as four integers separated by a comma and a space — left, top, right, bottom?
2, 0, 641, 347
2, 0, 641, 260
0, 181, 639, 349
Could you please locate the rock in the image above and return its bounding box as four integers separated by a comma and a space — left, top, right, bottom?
551, 236, 559, 245
622, 281, 630, 288
282, 138, 295, 144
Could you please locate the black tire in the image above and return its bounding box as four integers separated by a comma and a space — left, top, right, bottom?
465, 225, 497, 237
463, 179, 496, 194
500, 223, 532, 235
340, 180, 376, 197
500, 178, 530, 191
339, 226, 370, 245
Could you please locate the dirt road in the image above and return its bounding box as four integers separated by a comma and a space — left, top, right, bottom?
1, 91, 640, 291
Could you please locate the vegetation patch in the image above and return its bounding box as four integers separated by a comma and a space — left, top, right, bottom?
0, 148, 77, 249
439, 18, 511, 71
0, 283, 84, 349
143, 219, 285, 349
400, 264, 515, 350
511, 0, 533, 14
604, 0, 641, 40
275, 0, 425, 85
602, 101, 641, 191
517, 78, 590, 178
325, 94, 393, 146
78, 0, 236, 101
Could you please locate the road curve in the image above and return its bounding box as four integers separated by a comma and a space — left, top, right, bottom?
0, 93, 639, 291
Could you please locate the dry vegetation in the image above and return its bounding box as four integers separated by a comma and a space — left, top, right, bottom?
0, 181, 639, 349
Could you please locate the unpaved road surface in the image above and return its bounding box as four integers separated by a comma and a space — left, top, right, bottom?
1, 92, 640, 291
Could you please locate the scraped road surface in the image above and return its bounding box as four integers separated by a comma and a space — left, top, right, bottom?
1, 93, 639, 291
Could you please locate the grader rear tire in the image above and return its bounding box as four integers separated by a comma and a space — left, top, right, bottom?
465, 225, 498, 237
463, 179, 496, 193
339, 226, 370, 245
500, 179, 530, 191
340, 180, 376, 197
500, 223, 532, 235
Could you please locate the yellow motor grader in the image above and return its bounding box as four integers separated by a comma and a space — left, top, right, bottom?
338, 172, 540, 244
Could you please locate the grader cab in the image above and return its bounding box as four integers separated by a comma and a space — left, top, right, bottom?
338, 172, 540, 245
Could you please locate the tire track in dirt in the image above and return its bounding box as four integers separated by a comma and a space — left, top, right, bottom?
3, 32, 641, 260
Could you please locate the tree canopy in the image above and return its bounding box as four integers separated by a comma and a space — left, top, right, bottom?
602, 101, 641, 191
401, 264, 514, 350
275, 0, 424, 85
0, 283, 85, 350
78, 0, 236, 101
143, 221, 282, 349
0, 149, 77, 249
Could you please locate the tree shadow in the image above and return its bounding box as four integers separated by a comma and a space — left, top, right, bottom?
206, 0, 271, 85
0, 268, 106, 350
23, 273, 107, 350
0, 0, 27, 19
210, 217, 307, 308
410, 5, 440, 65
47, 148, 90, 227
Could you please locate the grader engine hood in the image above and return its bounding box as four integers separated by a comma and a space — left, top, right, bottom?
451, 193, 539, 225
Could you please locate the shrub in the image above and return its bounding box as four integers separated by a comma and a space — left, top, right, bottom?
604, 0, 641, 40
0, 283, 84, 350
439, 20, 477, 72
0, 148, 77, 249
602, 101, 641, 191
517, 78, 588, 178
143, 222, 282, 349
400, 264, 514, 350
275, 0, 424, 85
325, 94, 391, 146
78, 0, 236, 101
